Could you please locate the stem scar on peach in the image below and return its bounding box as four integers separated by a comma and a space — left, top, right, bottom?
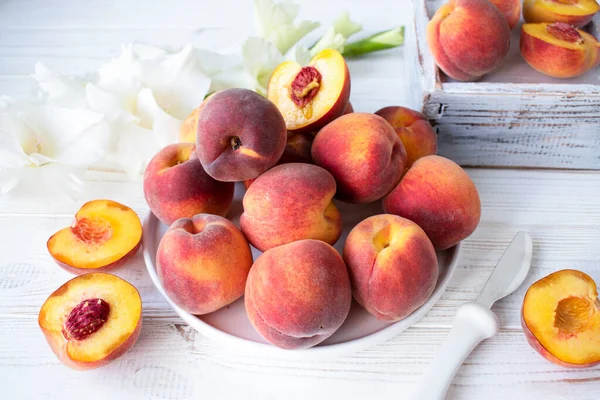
38, 273, 142, 370
47, 200, 142, 274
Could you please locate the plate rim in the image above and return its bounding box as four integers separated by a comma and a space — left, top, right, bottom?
142, 210, 462, 359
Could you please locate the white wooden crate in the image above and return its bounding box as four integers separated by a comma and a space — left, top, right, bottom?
408, 0, 600, 170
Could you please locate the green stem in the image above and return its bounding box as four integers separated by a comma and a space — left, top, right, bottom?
342, 26, 405, 57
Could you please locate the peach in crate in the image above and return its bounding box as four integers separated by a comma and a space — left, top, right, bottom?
267, 49, 350, 134
522, 269, 600, 367
143, 142, 234, 226
523, 0, 600, 28
245, 239, 352, 350
47, 200, 142, 274
489, 0, 521, 29
38, 273, 142, 370
157, 214, 253, 315
520, 22, 600, 78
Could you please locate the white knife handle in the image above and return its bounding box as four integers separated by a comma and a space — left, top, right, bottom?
411, 302, 500, 400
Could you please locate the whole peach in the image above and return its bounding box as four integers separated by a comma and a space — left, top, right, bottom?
240, 163, 342, 251
374, 106, 438, 166
196, 88, 287, 182
144, 143, 234, 226
343, 214, 439, 321
157, 214, 253, 315
245, 239, 352, 349
312, 113, 407, 204
383, 155, 481, 250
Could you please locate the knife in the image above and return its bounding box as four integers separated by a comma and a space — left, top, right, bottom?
411, 231, 533, 400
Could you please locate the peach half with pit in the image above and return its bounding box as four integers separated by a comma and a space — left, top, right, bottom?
38, 272, 142, 370
267, 48, 350, 133
520, 22, 600, 78
523, 0, 600, 28
143, 143, 234, 226
245, 239, 352, 349
522, 269, 600, 367
196, 88, 287, 182
47, 200, 142, 274
426, 0, 511, 81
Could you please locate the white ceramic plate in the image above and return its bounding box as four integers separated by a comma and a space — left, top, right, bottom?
143, 184, 461, 359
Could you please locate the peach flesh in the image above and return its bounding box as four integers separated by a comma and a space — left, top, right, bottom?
522, 269, 600, 367
523, 0, 600, 27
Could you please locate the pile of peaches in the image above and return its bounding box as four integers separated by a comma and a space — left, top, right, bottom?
428, 0, 600, 79
37, 48, 599, 370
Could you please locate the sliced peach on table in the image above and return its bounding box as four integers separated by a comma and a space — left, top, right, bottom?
374, 106, 438, 167
38, 272, 142, 370
522, 269, 600, 367
520, 22, 600, 78
426, 0, 511, 81
523, 0, 600, 28
47, 200, 142, 274
267, 48, 350, 134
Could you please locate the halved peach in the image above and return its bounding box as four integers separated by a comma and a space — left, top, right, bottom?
523, 0, 600, 28
520, 22, 600, 78
522, 269, 600, 367
179, 93, 216, 143
47, 200, 142, 274
267, 48, 350, 134
38, 272, 142, 370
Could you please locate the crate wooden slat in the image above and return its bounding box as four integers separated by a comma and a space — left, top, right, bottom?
409, 0, 600, 169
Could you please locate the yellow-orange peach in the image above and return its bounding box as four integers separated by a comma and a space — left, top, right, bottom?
383, 155, 481, 250
520, 22, 600, 78
312, 113, 407, 204
427, 0, 511, 81
240, 163, 342, 251
343, 214, 438, 321
144, 143, 234, 226
47, 200, 142, 274
268, 49, 350, 133
179, 93, 216, 143
245, 239, 352, 349
38, 273, 142, 370
522, 269, 600, 367
374, 106, 437, 167
196, 88, 287, 182
157, 214, 253, 315
523, 0, 599, 28
489, 0, 522, 29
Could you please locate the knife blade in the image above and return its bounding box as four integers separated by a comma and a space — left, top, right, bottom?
476, 231, 533, 309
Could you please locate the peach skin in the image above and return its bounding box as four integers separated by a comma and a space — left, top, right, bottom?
489, 0, 522, 29
383, 155, 481, 251
157, 214, 253, 315
426, 0, 511, 81
179, 93, 216, 143
245, 239, 352, 349
144, 143, 234, 226
47, 200, 142, 274
520, 22, 600, 78
343, 214, 439, 322
38, 273, 142, 370
196, 88, 287, 182
374, 106, 438, 167
522, 269, 600, 367
268, 49, 351, 134
523, 0, 600, 28
312, 113, 407, 204
240, 163, 342, 252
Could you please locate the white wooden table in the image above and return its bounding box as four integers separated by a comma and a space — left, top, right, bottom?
1, 1, 599, 398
